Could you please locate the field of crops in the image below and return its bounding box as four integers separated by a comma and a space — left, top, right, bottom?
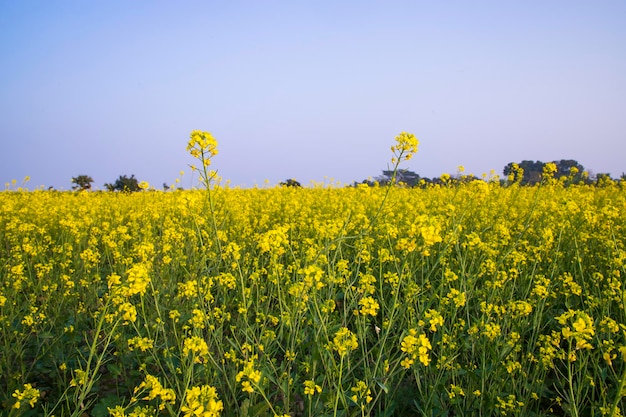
1, 134, 626, 416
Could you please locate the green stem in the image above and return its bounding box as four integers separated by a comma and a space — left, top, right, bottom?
567, 340, 579, 417
333, 356, 345, 417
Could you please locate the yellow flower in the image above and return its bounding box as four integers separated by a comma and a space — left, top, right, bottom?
350, 380, 373, 406
169, 309, 181, 322
445, 288, 466, 308
358, 296, 380, 316
303, 380, 322, 396
183, 336, 209, 362
70, 369, 88, 387
401, 330, 432, 367
12, 383, 40, 409
448, 384, 465, 399
181, 385, 223, 417
127, 336, 155, 352
332, 327, 358, 357
482, 322, 501, 341
137, 374, 176, 409
390, 132, 419, 162
119, 302, 137, 323
236, 357, 262, 394
424, 309, 444, 332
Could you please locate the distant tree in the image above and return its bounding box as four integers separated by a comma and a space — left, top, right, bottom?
595, 173, 614, 187
71, 175, 94, 191
553, 159, 585, 183
503, 160, 585, 185
503, 160, 544, 185
355, 169, 426, 187
104, 174, 140, 192
280, 178, 302, 188
374, 169, 421, 187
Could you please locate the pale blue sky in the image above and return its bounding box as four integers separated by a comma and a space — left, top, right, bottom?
1, 1, 625, 189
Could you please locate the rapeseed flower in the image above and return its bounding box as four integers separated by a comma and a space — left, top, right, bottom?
332, 327, 358, 357
236, 358, 262, 394
390, 131, 419, 163
557, 309, 595, 351
401, 330, 432, 367
358, 296, 380, 316
137, 374, 176, 410
183, 336, 209, 362
12, 383, 40, 409
127, 337, 155, 352
350, 380, 373, 406
303, 379, 322, 396
181, 385, 223, 417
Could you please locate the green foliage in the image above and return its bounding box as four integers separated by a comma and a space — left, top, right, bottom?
104, 175, 140, 192
280, 178, 302, 187
503, 160, 586, 185
71, 175, 93, 191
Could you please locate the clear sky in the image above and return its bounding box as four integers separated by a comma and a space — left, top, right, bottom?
1, 1, 625, 189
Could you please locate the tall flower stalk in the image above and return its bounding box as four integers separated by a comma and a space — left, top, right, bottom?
187, 130, 222, 255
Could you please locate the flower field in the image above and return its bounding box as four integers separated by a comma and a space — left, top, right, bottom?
1, 134, 626, 416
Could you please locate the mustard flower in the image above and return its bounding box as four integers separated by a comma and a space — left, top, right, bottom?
424, 309, 444, 332
303, 379, 322, 397
189, 308, 207, 329
358, 296, 380, 316
235, 357, 262, 394
183, 336, 209, 362
332, 327, 358, 357
181, 385, 223, 417
70, 369, 88, 387
390, 131, 419, 163
542, 162, 557, 178
12, 383, 40, 409
119, 302, 137, 323
127, 337, 155, 352
350, 380, 373, 407
401, 330, 432, 367
137, 374, 176, 410
445, 288, 466, 308
187, 131, 218, 160
557, 309, 595, 351
177, 280, 199, 298
125, 263, 151, 297
482, 322, 501, 341
448, 384, 465, 399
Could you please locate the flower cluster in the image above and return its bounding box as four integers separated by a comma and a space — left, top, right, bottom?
136, 374, 176, 411
235, 357, 262, 394
181, 385, 223, 417
187, 130, 219, 167
332, 327, 359, 357
12, 383, 40, 409
401, 329, 432, 367
391, 131, 419, 163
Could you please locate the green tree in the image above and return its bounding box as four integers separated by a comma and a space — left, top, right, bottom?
503, 160, 544, 185
71, 175, 94, 191
553, 159, 585, 183
503, 160, 585, 185
595, 173, 614, 187
280, 178, 302, 188
104, 175, 140, 192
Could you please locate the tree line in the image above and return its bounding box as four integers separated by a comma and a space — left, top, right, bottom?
70, 174, 145, 192
357, 159, 624, 188
71, 159, 624, 191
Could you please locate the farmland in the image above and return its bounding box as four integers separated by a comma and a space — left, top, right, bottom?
1, 134, 625, 416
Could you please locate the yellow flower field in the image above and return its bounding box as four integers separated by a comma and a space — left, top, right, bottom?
1, 133, 625, 416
